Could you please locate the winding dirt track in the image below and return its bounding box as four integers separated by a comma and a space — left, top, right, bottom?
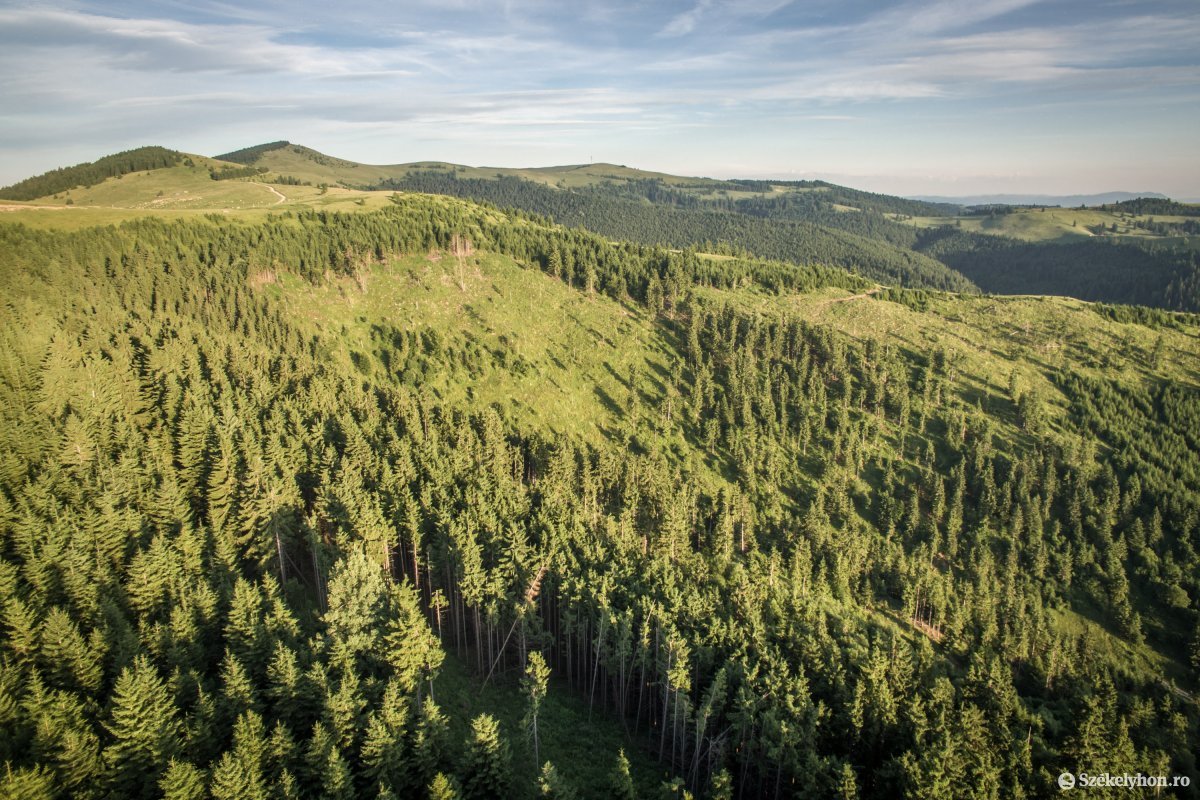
820, 286, 883, 307
262, 184, 286, 204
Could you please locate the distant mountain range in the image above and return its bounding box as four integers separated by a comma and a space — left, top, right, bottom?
910, 191, 1168, 207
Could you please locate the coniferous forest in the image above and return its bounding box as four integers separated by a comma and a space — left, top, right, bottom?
1, 185, 1199, 800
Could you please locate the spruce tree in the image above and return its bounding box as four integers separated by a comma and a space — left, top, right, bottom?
460, 713, 511, 800
522, 651, 550, 766
209, 749, 266, 800
38, 606, 100, 694
103, 656, 182, 799
360, 680, 413, 795
429, 772, 462, 800
1189, 619, 1200, 680
609, 749, 638, 800
160, 759, 206, 800
708, 768, 733, 800
0, 764, 56, 800
539, 761, 578, 800
413, 698, 451, 789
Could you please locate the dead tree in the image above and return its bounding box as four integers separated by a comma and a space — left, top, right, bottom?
449, 233, 474, 291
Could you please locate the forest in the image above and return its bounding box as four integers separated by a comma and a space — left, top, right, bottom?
1100, 199, 1200, 218
215, 142, 293, 166
0, 189, 1198, 798
918, 229, 1200, 313
363, 172, 976, 293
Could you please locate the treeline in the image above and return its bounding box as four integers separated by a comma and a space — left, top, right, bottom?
574, 178, 955, 220
210, 166, 269, 181
215, 141, 292, 165
963, 205, 1046, 216
206, 143, 1200, 311
375, 172, 976, 291
1092, 302, 1200, 331
1102, 198, 1200, 218
727, 195, 924, 250
1131, 218, 1200, 237
0, 198, 1197, 798
601, 183, 924, 249
781, 181, 958, 217
0, 146, 183, 201
917, 228, 1200, 312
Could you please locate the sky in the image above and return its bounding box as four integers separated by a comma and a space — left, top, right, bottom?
1, 0, 1198, 197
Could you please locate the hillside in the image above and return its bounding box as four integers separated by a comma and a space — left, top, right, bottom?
3, 142, 975, 293
246, 143, 976, 291
1, 174, 1198, 798
215, 142, 1200, 309
11, 143, 1200, 310
0, 158, 400, 231
0, 146, 185, 201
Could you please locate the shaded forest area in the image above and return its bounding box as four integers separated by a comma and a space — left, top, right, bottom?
918, 229, 1200, 312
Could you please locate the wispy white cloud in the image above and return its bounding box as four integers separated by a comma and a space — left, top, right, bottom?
0, 7, 389, 75
657, 0, 793, 38
659, 0, 714, 37
864, 0, 1044, 35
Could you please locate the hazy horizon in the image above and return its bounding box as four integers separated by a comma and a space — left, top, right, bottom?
2, 0, 1198, 197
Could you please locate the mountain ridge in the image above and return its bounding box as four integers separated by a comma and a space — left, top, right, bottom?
911, 191, 1169, 207
4, 141, 1199, 311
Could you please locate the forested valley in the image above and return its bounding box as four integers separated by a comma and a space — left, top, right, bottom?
918, 229, 1200, 314
365, 172, 974, 293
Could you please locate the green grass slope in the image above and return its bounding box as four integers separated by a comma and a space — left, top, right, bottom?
257, 247, 680, 448
910, 204, 1200, 244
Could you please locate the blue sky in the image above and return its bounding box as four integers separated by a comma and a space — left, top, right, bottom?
1, 0, 1198, 196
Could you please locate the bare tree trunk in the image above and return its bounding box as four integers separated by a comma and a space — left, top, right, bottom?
411, 534, 421, 590
589, 615, 606, 720
474, 607, 483, 672
659, 649, 671, 761
635, 650, 646, 734
275, 527, 288, 583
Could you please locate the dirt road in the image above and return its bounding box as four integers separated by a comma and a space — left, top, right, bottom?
820, 286, 883, 307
